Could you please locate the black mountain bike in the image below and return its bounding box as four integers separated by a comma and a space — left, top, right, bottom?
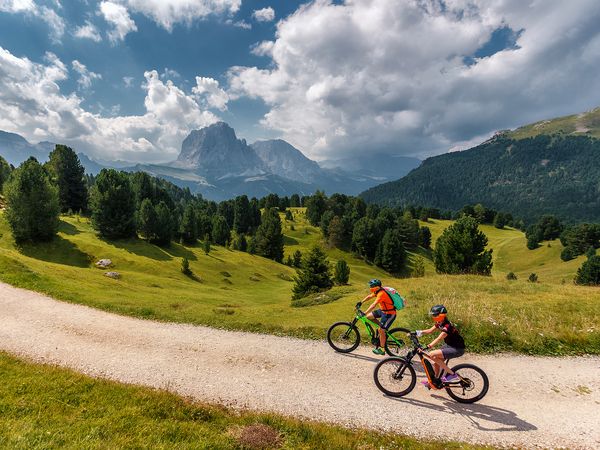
327, 302, 408, 356
373, 331, 489, 403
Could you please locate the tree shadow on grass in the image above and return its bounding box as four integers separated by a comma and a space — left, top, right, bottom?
19, 235, 91, 268
103, 238, 199, 262
58, 220, 80, 236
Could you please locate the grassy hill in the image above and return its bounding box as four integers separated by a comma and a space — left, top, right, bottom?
508, 107, 600, 140
361, 107, 600, 223
0, 209, 598, 355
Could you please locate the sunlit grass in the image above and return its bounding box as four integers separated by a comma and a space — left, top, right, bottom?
0, 210, 598, 355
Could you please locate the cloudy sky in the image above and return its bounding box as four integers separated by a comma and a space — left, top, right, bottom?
1, 0, 600, 163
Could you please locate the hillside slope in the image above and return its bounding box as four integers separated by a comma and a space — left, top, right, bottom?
361, 134, 600, 223
0, 210, 597, 355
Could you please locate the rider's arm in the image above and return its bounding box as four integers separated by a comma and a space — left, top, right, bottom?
418, 326, 436, 335
364, 299, 379, 315
426, 331, 447, 349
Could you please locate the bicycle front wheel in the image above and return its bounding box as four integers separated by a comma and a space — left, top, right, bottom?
373, 357, 416, 397
327, 322, 360, 353
445, 363, 489, 403
384, 327, 411, 356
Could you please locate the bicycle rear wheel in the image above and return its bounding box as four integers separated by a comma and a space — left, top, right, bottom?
384, 327, 411, 356
327, 322, 360, 353
373, 357, 416, 397
445, 363, 489, 403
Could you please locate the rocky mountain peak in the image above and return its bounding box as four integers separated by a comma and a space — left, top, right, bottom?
176, 122, 265, 179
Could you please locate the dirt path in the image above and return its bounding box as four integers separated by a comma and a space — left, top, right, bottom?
1, 282, 599, 449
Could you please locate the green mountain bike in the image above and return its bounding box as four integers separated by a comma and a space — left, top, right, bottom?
327, 302, 409, 356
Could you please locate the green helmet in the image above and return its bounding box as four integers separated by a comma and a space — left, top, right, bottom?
368, 278, 382, 288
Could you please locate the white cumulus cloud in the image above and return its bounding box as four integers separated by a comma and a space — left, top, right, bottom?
116, 0, 241, 31
73, 20, 102, 42
228, 0, 600, 160
192, 76, 229, 111
100, 1, 137, 43
0, 1, 65, 43
252, 6, 274, 22
0, 46, 219, 162
72, 60, 102, 89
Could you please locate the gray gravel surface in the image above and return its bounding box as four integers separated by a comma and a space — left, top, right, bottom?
1, 282, 599, 449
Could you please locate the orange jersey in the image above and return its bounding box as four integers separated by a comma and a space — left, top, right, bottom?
375, 289, 396, 315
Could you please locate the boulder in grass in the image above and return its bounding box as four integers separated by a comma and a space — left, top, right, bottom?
95, 259, 112, 269
104, 271, 121, 279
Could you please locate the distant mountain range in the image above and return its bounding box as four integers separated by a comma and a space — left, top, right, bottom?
0, 122, 421, 201
361, 107, 600, 223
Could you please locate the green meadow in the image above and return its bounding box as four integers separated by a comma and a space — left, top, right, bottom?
0, 208, 598, 355
0, 352, 484, 450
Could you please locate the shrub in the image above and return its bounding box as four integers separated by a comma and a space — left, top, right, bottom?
334, 259, 350, 285
561, 246, 576, 262
433, 216, 493, 275
528, 273, 538, 283
506, 272, 517, 280
4, 158, 60, 243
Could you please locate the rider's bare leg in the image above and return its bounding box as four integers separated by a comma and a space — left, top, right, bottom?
426, 350, 454, 378
379, 327, 387, 348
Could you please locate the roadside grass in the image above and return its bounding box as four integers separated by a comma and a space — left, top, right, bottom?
0, 211, 598, 355
0, 352, 485, 450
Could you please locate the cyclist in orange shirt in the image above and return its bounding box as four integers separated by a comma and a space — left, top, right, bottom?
362, 279, 396, 355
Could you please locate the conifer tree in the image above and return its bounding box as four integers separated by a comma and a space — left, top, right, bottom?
203, 233, 211, 254
4, 158, 60, 243
180, 204, 198, 244
292, 245, 333, 299
575, 254, 600, 285
211, 214, 230, 246
434, 216, 493, 275
138, 198, 158, 241
334, 259, 350, 285
89, 169, 136, 239
46, 145, 87, 213
254, 207, 284, 262
378, 229, 406, 274
154, 201, 173, 246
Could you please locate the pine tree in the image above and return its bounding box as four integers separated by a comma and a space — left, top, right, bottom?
411, 257, 425, 277
493, 212, 507, 229
138, 198, 158, 241
4, 158, 60, 243
292, 250, 302, 267
254, 207, 284, 262
211, 214, 230, 246
574, 255, 600, 285
352, 217, 378, 260
233, 195, 251, 234
46, 145, 88, 213
433, 216, 493, 275
89, 169, 136, 239
203, 233, 211, 254
328, 215, 346, 248
292, 245, 333, 299
418, 226, 432, 249
0, 155, 13, 191
334, 259, 350, 285
180, 204, 198, 244
378, 229, 406, 274
154, 201, 173, 246
306, 191, 327, 226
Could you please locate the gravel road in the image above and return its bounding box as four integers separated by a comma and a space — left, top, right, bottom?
1, 282, 599, 449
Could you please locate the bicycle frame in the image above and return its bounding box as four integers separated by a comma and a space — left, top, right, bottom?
401, 333, 462, 390
349, 306, 405, 348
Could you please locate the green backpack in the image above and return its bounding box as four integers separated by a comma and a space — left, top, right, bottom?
382, 286, 405, 310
